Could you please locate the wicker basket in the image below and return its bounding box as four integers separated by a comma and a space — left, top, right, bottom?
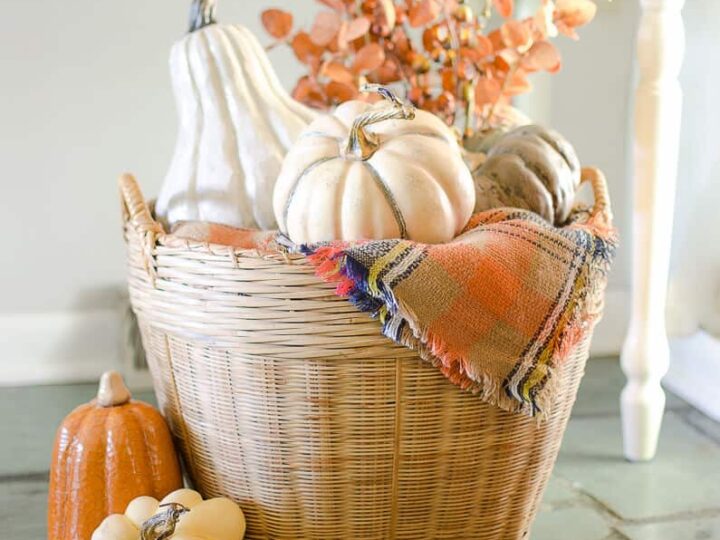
120, 170, 610, 540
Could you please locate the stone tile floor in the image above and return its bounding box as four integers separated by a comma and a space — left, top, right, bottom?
1, 357, 719, 539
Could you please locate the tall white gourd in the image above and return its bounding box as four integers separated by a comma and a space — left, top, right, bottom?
156, 0, 317, 231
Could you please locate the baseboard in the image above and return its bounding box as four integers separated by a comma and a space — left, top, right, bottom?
590, 287, 628, 358
666, 331, 720, 422
0, 308, 125, 387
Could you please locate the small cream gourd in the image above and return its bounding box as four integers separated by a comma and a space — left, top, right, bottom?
273, 85, 476, 244
155, 0, 317, 231
91, 488, 245, 540
472, 125, 581, 225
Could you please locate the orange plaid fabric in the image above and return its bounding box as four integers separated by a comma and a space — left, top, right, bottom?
302, 208, 616, 417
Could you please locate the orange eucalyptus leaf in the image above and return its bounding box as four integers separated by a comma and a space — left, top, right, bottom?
505, 68, 532, 95
369, 60, 401, 84
390, 27, 411, 56
493, 0, 514, 18
309, 55, 323, 76
487, 28, 504, 51
441, 67, 456, 92
261, 9, 294, 40
322, 61, 355, 84
475, 78, 502, 106
459, 47, 479, 62
500, 20, 533, 52
326, 81, 358, 103
408, 85, 425, 106
291, 32, 325, 64
475, 34, 494, 57
408, 0, 441, 28
435, 91, 456, 121
422, 97, 439, 115
293, 76, 327, 109
422, 27, 436, 52
353, 42, 386, 73
310, 11, 342, 46
345, 16, 371, 41
524, 40, 561, 73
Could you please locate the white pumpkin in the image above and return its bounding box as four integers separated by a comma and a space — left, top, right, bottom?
155, 0, 317, 231
91, 488, 245, 540
273, 86, 476, 244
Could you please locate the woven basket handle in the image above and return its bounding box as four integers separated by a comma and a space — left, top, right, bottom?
119, 173, 163, 283
579, 167, 613, 225
119, 173, 163, 235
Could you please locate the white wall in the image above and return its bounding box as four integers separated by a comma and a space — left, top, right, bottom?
0, 0, 313, 315
0, 0, 636, 384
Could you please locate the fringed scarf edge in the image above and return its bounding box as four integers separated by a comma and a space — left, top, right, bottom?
300, 222, 617, 419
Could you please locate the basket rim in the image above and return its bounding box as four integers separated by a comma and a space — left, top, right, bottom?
119, 167, 613, 261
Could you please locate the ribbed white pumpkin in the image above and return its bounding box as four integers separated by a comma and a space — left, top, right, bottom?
273, 87, 475, 244
155, 0, 317, 231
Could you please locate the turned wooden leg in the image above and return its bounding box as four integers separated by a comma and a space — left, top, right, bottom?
621, 0, 685, 462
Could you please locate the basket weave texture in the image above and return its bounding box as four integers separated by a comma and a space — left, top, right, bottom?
121, 171, 609, 540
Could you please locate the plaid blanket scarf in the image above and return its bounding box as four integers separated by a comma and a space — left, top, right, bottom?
173, 207, 615, 417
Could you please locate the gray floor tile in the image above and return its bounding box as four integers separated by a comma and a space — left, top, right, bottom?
0, 480, 48, 540
532, 506, 612, 540
539, 476, 578, 509
620, 516, 720, 540
680, 408, 720, 445
0, 383, 156, 477
554, 411, 720, 521
573, 357, 689, 417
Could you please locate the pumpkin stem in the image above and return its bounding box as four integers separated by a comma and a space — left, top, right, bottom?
140, 503, 190, 540
97, 371, 132, 407
188, 0, 216, 33
345, 84, 416, 161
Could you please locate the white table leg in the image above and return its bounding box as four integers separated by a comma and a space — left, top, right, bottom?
621, 0, 685, 462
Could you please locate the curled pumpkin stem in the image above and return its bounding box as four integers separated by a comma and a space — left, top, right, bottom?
140, 503, 190, 540
345, 85, 416, 161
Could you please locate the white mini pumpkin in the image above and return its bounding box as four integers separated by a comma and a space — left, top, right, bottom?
91, 488, 245, 540
273, 86, 475, 244
155, 0, 317, 231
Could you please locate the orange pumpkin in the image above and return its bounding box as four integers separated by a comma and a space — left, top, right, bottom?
48, 371, 183, 540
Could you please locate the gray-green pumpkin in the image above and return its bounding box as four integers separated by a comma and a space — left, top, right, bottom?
471, 125, 581, 225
